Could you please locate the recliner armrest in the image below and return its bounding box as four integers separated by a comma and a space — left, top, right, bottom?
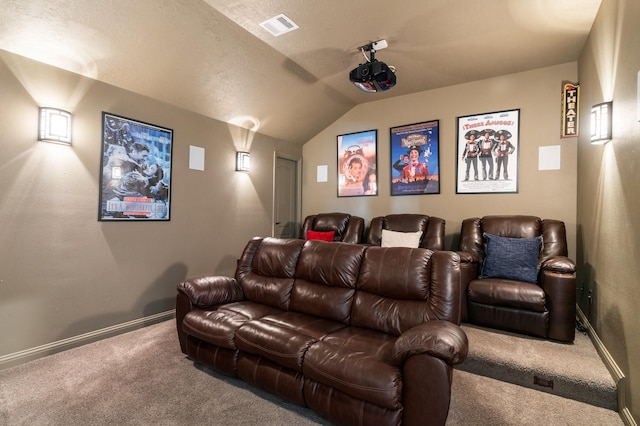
392, 320, 468, 365
177, 275, 244, 308
457, 251, 478, 264
456, 251, 479, 323
342, 215, 364, 243
541, 255, 576, 274
539, 268, 576, 342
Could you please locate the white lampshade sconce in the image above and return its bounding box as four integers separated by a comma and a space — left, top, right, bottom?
590, 101, 612, 144
236, 151, 250, 172
39, 107, 72, 144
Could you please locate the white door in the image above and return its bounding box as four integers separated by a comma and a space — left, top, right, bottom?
274, 156, 298, 238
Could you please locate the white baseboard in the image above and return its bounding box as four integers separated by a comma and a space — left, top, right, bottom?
576, 306, 636, 426
0, 309, 175, 371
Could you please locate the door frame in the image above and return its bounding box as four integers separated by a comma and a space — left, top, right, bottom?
272, 151, 302, 238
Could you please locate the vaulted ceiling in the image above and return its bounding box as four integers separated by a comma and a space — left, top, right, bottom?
2, 0, 601, 143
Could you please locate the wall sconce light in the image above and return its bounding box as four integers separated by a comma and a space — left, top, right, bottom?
590, 101, 612, 144
236, 151, 250, 172
39, 107, 72, 144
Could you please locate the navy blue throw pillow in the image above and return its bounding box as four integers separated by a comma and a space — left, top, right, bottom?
480, 233, 542, 283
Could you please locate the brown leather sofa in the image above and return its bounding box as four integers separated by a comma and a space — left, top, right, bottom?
300, 212, 364, 243
458, 215, 576, 342
176, 237, 468, 426
364, 213, 446, 250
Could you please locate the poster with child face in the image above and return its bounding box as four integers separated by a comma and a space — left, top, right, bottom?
337, 129, 377, 197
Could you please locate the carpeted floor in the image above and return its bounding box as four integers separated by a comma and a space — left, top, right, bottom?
458, 323, 618, 410
0, 320, 624, 425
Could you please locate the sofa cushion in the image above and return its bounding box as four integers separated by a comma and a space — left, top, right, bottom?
306, 230, 335, 241
238, 238, 305, 310
290, 241, 365, 322
303, 329, 401, 410
352, 246, 441, 335
235, 312, 345, 371
381, 229, 422, 248
182, 301, 284, 349
480, 233, 542, 283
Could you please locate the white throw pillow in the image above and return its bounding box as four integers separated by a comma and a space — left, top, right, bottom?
381, 229, 422, 248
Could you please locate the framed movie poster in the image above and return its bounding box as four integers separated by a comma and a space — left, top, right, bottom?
456, 109, 520, 194
98, 112, 173, 221
337, 129, 377, 197
390, 120, 440, 196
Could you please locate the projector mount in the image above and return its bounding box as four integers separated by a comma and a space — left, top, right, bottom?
357, 40, 394, 72
349, 39, 396, 92
358, 39, 388, 53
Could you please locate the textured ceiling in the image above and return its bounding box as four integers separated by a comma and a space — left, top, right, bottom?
1, 0, 601, 143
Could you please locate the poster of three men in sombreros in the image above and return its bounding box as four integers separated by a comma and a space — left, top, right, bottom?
457, 109, 519, 194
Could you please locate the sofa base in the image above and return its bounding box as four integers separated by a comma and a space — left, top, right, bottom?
185, 335, 237, 376
304, 379, 403, 426
238, 353, 306, 406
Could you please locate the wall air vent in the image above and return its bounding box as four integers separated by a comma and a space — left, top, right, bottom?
259, 14, 299, 37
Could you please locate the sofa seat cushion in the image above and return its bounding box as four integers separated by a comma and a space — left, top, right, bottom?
468, 278, 546, 312
321, 326, 398, 360
235, 311, 346, 372
303, 327, 401, 410
182, 301, 283, 349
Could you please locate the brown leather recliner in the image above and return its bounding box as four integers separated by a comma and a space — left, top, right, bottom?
458, 215, 576, 342
364, 214, 446, 250
300, 212, 364, 243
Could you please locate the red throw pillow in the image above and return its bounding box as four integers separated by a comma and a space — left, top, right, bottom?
306, 230, 335, 242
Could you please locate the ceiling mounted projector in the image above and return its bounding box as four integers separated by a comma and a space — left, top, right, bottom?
349, 40, 396, 93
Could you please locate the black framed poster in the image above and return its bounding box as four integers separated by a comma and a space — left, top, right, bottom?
456, 109, 519, 194
390, 120, 440, 196
337, 129, 378, 197
99, 112, 173, 220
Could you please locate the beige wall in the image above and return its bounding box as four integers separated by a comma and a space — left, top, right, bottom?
302, 63, 579, 256
0, 51, 301, 362
577, 0, 640, 421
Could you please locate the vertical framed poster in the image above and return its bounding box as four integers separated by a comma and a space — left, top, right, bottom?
337, 129, 378, 197
390, 120, 440, 196
456, 109, 519, 194
99, 112, 173, 220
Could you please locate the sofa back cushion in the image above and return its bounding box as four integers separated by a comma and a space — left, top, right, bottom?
351, 247, 461, 335
290, 240, 366, 323
236, 237, 305, 310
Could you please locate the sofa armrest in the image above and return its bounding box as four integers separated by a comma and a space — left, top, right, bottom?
393, 320, 468, 366
177, 275, 244, 308
176, 276, 245, 354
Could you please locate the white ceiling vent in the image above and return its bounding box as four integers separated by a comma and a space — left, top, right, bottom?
259, 14, 299, 37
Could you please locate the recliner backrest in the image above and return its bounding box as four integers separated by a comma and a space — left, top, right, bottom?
365, 214, 445, 250
300, 212, 364, 243
459, 215, 568, 264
